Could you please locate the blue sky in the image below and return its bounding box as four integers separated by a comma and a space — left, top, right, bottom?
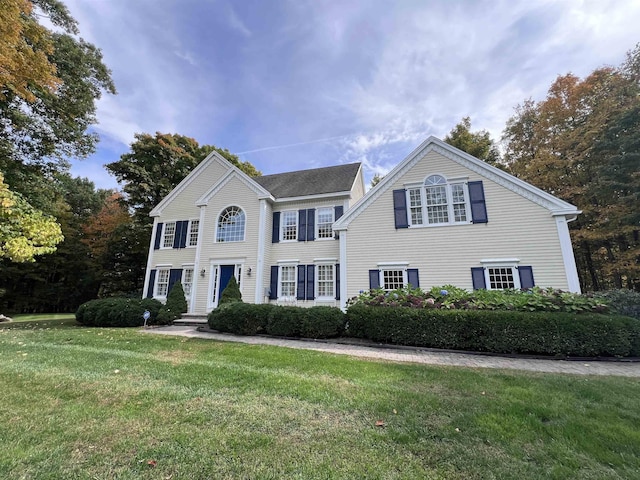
63, 0, 640, 190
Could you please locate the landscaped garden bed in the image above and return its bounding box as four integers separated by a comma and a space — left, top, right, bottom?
206, 286, 640, 358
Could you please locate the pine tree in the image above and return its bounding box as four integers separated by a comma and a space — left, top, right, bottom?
219, 276, 243, 305
157, 281, 188, 324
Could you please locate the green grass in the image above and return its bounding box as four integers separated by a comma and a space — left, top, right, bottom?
1, 322, 639, 479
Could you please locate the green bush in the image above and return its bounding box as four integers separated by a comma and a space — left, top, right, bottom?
208, 302, 275, 335
266, 306, 303, 337
75, 298, 163, 327
219, 276, 243, 305
157, 281, 188, 324
595, 289, 640, 320
301, 306, 346, 338
346, 305, 640, 357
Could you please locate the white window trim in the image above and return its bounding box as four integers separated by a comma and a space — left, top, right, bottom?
377, 262, 409, 290
215, 205, 247, 243
405, 175, 473, 228
280, 210, 298, 242
181, 264, 194, 301
207, 261, 245, 310
315, 207, 335, 241
161, 221, 177, 249
186, 219, 199, 248
480, 259, 522, 290
154, 266, 171, 298
315, 263, 335, 300
277, 262, 298, 302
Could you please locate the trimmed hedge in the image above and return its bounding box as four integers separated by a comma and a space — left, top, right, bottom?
346, 305, 640, 357
208, 303, 346, 339
76, 298, 163, 327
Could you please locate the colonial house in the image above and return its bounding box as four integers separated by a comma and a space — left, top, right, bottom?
143, 136, 581, 315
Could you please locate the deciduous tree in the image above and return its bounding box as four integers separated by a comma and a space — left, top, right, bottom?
445, 117, 501, 165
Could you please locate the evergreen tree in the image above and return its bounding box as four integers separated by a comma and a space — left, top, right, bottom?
219, 276, 242, 305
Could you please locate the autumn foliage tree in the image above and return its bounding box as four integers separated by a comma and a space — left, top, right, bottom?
502, 45, 640, 291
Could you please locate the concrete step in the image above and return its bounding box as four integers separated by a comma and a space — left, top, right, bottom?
173, 313, 208, 326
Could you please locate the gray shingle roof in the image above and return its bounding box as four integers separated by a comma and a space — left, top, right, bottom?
254, 162, 361, 199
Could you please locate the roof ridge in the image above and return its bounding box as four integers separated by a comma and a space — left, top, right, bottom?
256, 161, 361, 179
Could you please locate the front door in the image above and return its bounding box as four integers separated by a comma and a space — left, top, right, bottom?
217, 265, 235, 303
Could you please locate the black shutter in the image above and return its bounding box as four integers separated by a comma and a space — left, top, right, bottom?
298, 209, 307, 241
147, 269, 156, 298
334, 206, 344, 239
335, 263, 340, 300
306, 265, 315, 300
174, 221, 188, 248
393, 189, 409, 229
269, 266, 278, 299
468, 181, 488, 224
154, 223, 163, 250
518, 266, 535, 289
471, 267, 486, 290
369, 269, 380, 289
296, 265, 306, 300
307, 208, 315, 241
272, 212, 280, 243
168, 268, 182, 293
407, 269, 420, 288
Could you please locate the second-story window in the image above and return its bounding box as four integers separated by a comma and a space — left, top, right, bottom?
187, 220, 199, 247
162, 222, 176, 248
281, 211, 297, 241
316, 207, 334, 239
217, 206, 245, 242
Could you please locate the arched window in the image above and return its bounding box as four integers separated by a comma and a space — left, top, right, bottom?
406, 175, 470, 226
216, 206, 245, 242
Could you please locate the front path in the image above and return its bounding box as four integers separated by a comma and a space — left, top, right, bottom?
144, 326, 640, 377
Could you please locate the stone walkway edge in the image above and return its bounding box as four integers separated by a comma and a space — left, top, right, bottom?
143, 325, 640, 378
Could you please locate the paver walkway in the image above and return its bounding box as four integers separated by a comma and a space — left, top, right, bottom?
144, 325, 640, 377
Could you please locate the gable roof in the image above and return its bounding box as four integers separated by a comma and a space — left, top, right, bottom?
333, 136, 580, 230
254, 163, 361, 199
149, 150, 272, 217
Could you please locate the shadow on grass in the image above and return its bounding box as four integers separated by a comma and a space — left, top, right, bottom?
1, 315, 79, 330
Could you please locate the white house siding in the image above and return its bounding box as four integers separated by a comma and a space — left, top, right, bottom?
267, 197, 347, 307
344, 150, 568, 299
194, 175, 263, 313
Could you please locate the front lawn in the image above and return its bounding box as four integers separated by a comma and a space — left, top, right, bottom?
1, 322, 639, 479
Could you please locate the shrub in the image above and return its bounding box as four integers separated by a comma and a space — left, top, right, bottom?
219, 276, 243, 305
348, 285, 609, 314
346, 305, 640, 357
300, 306, 346, 338
266, 306, 303, 337
75, 298, 163, 327
208, 302, 275, 335
595, 289, 640, 320
157, 281, 188, 324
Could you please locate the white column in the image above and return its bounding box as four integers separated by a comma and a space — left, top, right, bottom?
255, 199, 268, 304
339, 230, 348, 311
142, 217, 159, 299
555, 216, 581, 293
190, 205, 207, 313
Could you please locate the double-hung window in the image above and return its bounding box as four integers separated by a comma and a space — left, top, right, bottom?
281, 211, 298, 241
182, 267, 194, 299
187, 220, 199, 247
407, 175, 470, 226
155, 268, 170, 296
487, 267, 517, 289
279, 265, 297, 299
162, 222, 176, 248
316, 264, 335, 298
316, 207, 334, 239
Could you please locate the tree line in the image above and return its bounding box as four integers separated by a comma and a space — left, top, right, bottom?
1, 1, 637, 313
